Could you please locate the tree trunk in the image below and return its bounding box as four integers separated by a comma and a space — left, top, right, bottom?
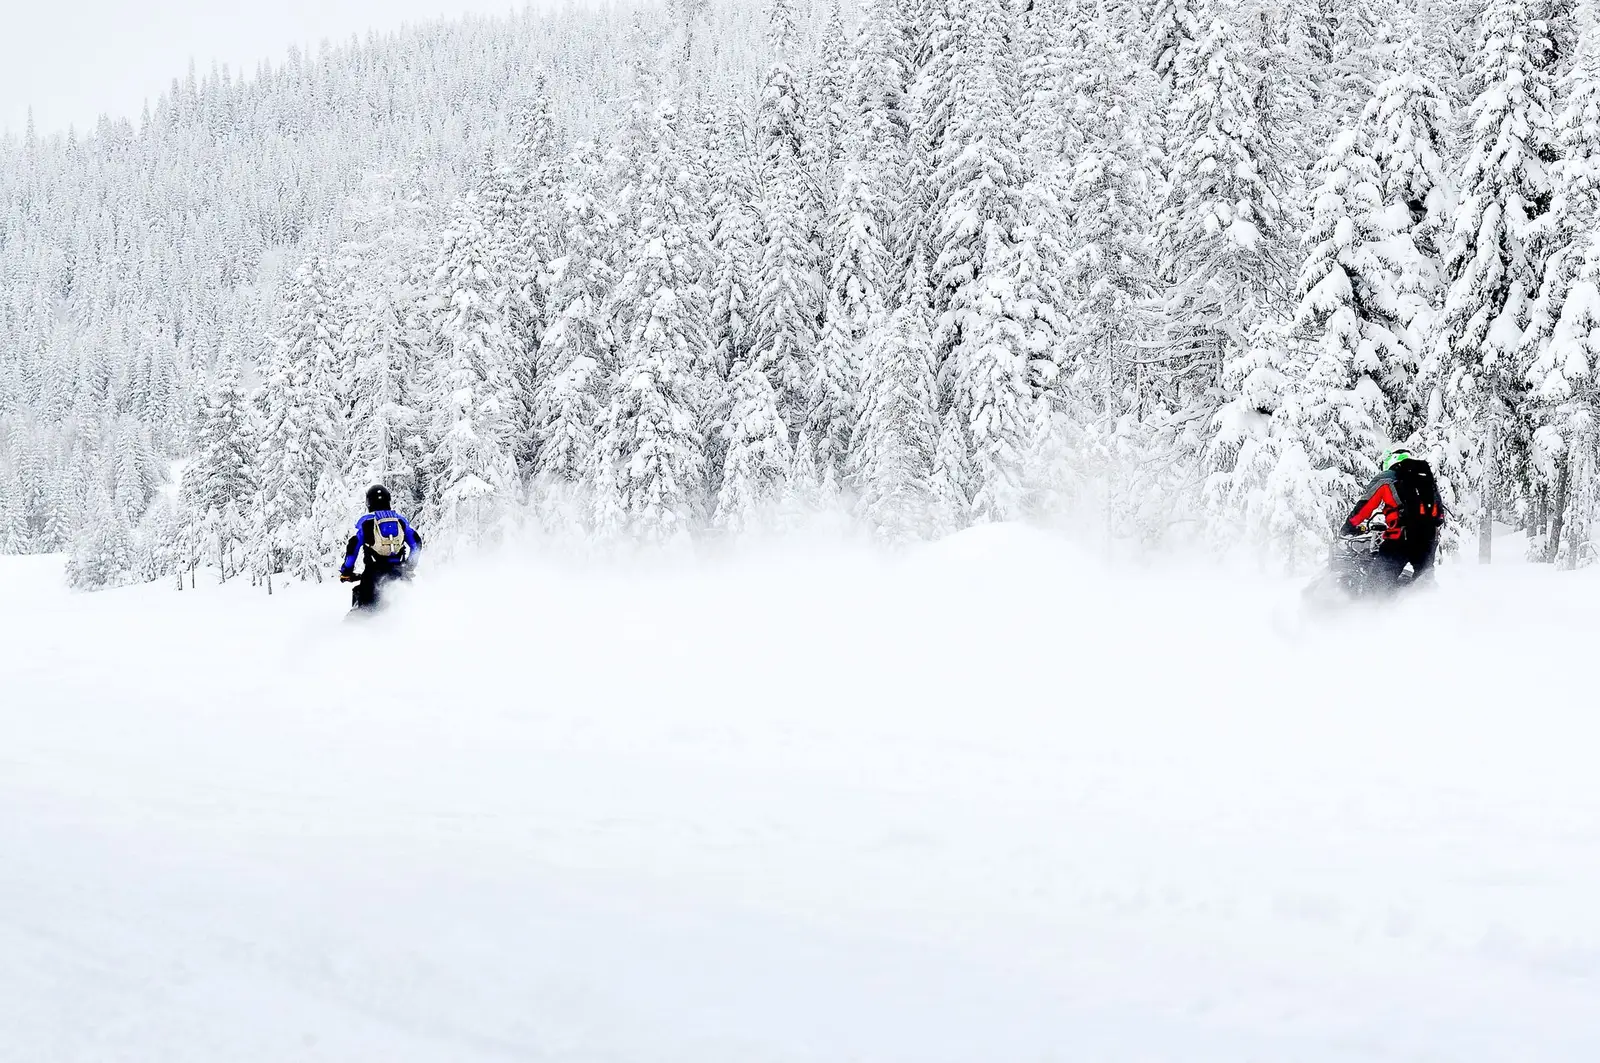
1568, 448, 1590, 571
1548, 453, 1573, 565
1479, 419, 1496, 565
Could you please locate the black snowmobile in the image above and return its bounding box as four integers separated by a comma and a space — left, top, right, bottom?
1300, 522, 1419, 610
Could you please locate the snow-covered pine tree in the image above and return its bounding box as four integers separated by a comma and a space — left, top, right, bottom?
1359, 45, 1453, 442
111, 420, 158, 526
1150, 16, 1292, 533
422, 197, 522, 547
752, 14, 826, 435
928, 0, 1026, 354
706, 100, 761, 386
932, 0, 1070, 520
1148, 0, 1202, 100
929, 406, 972, 531
600, 89, 717, 541
897, 0, 959, 281
1255, 127, 1399, 560
0, 465, 29, 554
759, 0, 808, 164
341, 174, 430, 504
809, 301, 860, 480
752, 170, 824, 432
808, 163, 891, 478
1154, 16, 1289, 402
130, 491, 183, 588
810, 0, 852, 197
485, 93, 563, 476
182, 350, 255, 578
1018, 0, 1078, 163
951, 229, 1045, 523
848, 0, 912, 196
1439, 0, 1556, 560
256, 251, 347, 582
715, 359, 793, 531
64, 483, 133, 591
306, 467, 355, 574
1042, 1, 1158, 446
597, 238, 710, 544
1522, 1, 1600, 560
533, 149, 618, 529
852, 255, 940, 540
1330, 0, 1401, 125
787, 430, 833, 514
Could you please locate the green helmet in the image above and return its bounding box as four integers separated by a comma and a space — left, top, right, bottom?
1380, 446, 1415, 472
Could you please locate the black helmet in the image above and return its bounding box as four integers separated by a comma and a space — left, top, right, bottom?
365, 484, 392, 511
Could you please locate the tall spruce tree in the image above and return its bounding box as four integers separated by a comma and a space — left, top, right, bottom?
1439, 0, 1555, 559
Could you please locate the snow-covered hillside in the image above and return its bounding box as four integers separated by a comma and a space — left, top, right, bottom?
5, 532, 1599, 1062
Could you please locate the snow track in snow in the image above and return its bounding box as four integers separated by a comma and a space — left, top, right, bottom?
3, 527, 1599, 1062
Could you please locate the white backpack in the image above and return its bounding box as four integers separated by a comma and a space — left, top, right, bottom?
370, 514, 408, 558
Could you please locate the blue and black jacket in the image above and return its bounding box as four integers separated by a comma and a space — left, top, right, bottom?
340, 509, 422, 577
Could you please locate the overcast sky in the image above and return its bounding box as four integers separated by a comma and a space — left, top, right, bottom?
1, 0, 584, 137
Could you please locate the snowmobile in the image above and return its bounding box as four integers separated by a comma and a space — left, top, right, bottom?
1300, 522, 1418, 611
341, 566, 410, 620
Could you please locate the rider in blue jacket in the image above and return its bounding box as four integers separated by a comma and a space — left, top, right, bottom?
339, 485, 422, 609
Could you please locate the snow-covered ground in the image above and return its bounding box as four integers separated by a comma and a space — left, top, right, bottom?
4, 527, 1599, 1062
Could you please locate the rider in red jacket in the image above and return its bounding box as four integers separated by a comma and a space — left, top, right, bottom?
1342, 447, 1443, 583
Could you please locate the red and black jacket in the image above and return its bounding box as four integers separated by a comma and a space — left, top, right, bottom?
1343, 459, 1443, 540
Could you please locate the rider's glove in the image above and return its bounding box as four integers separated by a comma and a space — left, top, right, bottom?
339, 570, 357, 583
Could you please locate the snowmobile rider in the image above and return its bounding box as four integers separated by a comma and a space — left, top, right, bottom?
339, 485, 423, 608
1341, 446, 1444, 584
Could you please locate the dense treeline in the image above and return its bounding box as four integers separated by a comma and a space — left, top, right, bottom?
3, 0, 1600, 588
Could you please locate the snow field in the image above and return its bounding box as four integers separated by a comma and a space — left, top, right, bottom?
3, 527, 1600, 1061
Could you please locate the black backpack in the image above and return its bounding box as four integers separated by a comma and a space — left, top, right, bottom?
1390, 458, 1443, 533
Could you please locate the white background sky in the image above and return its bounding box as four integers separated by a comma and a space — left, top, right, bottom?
0, 0, 588, 137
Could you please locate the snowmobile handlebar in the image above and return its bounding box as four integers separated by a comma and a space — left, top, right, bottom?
1335, 529, 1385, 556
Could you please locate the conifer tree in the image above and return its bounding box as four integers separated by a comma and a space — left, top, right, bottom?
1359, 48, 1452, 439
715, 360, 793, 531
848, 0, 912, 194
341, 174, 430, 501
1154, 17, 1288, 395
535, 156, 617, 505
0, 466, 28, 554
951, 231, 1043, 523
852, 257, 940, 539
65, 483, 132, 590
1523, 0, 1600, 405
1439, 0, 1555, 556
929, 0, 1026, 351
808, 164, 891, 476
709, 198, 760, 383
1148, 0, 1202, 99
1291, 127, 1395, 462
929, 406, 972, 531
186, 351, 255, 530
257, 252, 346, 580
1522, 1, 1600, 551
424, 199, 522, 545
752, 2, 825, 430
811, 0, 852, 188
752, 163, 824, 429
898, 0, 958, 278
597, 240, 709, 543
